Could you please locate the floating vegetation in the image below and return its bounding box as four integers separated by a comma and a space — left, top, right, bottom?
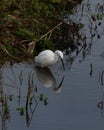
17, 107, 25, 116
38, 93, 48, 105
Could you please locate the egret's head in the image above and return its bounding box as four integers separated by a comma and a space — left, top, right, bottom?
55, 50, 63, 59
55, 50, 65, 70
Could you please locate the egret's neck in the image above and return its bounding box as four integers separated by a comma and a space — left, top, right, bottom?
54, 54, 59, 63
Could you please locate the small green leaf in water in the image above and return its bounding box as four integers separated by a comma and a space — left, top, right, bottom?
9, 95, 14, 101
29, 96, 33, 105
17, 107, 25, 116
39, 93, 44, 101
44, 97, 48, 106
5, 106, 10, 119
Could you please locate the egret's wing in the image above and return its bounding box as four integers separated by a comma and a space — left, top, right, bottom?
35, 51, 54, 67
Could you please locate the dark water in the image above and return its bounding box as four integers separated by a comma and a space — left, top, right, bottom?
1, 0, 104, 130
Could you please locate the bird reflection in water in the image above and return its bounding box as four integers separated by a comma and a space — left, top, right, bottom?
35, 66, 64, 93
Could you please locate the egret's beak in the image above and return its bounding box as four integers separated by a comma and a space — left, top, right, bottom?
60, 58, 65, 70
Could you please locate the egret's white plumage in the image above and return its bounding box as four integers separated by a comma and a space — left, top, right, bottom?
35, 50, 64, 69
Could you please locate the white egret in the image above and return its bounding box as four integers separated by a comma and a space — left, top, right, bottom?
35, 50, 65, 70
